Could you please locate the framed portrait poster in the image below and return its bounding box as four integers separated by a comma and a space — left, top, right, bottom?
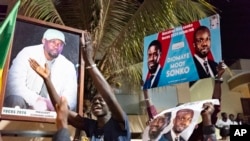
0, 15, 85, 123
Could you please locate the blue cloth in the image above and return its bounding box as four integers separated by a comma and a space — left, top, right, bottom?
143, 68, 162, 90
83, 114, 131, 141
158, 131, 185, 141
53, 128, 71, 141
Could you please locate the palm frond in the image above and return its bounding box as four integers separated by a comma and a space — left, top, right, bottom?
93, 0, 140, 59
53, 0, 95, 29
97, 0, 216, 87
18, 0, 217, 96
19, 0, 64, 24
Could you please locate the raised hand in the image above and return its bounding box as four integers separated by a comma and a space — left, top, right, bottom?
201, 102, 214, 126
80, 31, 94, 65
29, 58, 50, 79
55, 96, 69, 129
201, 102, 214, 116
216, 61, 226, 78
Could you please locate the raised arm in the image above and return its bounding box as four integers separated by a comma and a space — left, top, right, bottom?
29, 59, 84, 128
212, 61, 225, 99
52, 96, 71, 141
189, 62, 225, 141
81, 32, 125, 123
143, 89, 158, 126
201, 102, 217, 141
211, 61, 225, 124
143, 89, 157, 120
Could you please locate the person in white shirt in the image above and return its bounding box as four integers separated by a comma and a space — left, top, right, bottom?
229, 113, 237, 125
215, 112, 231, 140
4, 29, 77, 111
235, 113, 245, 125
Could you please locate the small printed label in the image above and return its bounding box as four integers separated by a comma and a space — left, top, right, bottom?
230, 125, 250, 141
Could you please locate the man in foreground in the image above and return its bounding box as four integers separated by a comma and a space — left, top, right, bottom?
29, 31, 130, 140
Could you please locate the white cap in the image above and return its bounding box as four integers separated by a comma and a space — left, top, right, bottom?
43, 29, 66, 44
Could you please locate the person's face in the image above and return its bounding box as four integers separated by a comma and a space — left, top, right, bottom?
147, 45, 161, 74
90, 94, 109, 117
194, 30, 211, 58
237, 113, 243, 120
173, 111, 193, 134
42, 39, 64, 60
222, 113, 228, 119
229, 115, 234, 121
149, 116, 167, 139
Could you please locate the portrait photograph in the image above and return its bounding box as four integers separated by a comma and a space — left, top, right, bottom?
0, 15, 84, 123
142, 99, 219, 141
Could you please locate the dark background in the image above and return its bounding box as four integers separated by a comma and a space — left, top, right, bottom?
210, 0, 250, 66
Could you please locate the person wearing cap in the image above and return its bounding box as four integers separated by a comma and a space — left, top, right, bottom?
4, 28, 77, 111
29, 31, 131, 141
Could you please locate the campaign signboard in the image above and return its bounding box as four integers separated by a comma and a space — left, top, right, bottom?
142, 14, 221, 90
142, 99, 220, 141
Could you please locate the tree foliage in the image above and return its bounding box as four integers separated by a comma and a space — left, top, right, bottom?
18, 0, 216, 97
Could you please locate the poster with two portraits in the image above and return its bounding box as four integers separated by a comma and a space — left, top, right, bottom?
142, 14, 221, 90
142, 99, 220, 141
142, 14, 222, 140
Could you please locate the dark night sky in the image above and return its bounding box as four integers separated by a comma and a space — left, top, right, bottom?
210, 0, 250, 66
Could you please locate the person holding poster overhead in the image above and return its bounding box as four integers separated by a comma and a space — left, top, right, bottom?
193, 26, 218, 79
144, 62, 225, 141
143, 40, 163, 89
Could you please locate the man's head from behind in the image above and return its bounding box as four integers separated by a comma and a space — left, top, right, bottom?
193, 26, 211, 58
148, 112, 172, 140
173, 109, 194, 134
147, 40, 162, 74
42, 29, 66, 60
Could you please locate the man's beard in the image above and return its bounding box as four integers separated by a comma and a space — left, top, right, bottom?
48, 52, 59, 59
197, 50, 208, 58
174, 127, 183, 134
149, 64, 158, 74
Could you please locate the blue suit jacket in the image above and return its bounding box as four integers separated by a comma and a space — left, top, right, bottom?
158, 131, 185, 141
53, 128, 71, 141
143, 68, 162, 90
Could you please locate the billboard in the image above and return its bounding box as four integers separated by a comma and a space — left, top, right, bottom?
142, 14, 221, 89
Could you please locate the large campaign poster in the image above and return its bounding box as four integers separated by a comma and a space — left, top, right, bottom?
142, 99, 220, 141
142, 14, 221, 90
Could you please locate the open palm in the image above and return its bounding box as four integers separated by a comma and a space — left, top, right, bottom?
29, 58, 50, 79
